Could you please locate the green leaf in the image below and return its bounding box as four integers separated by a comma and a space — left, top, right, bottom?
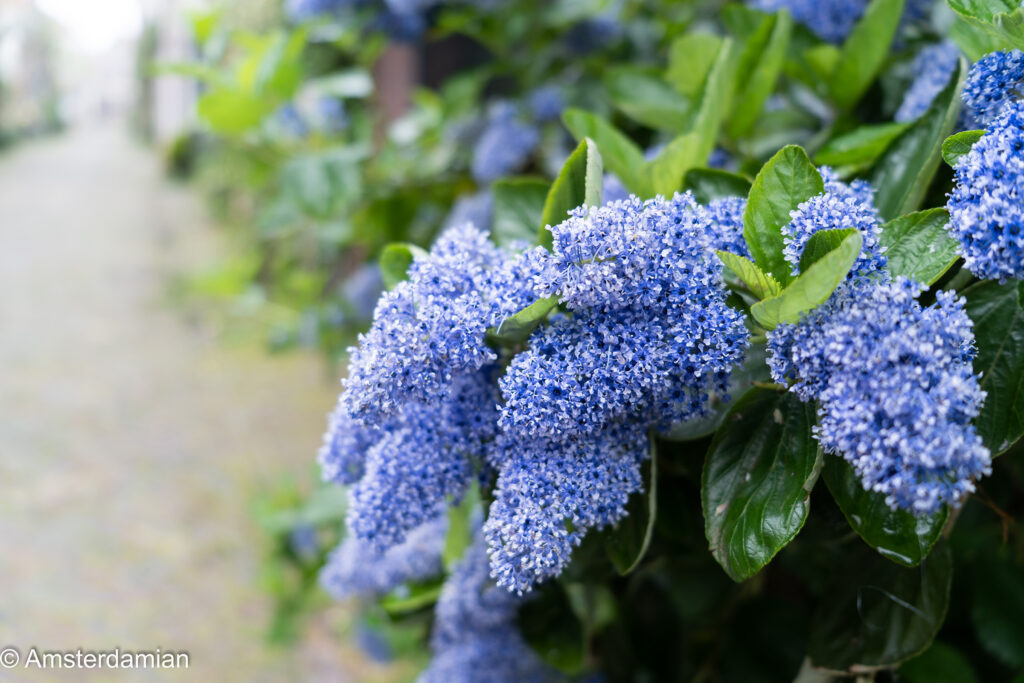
702, 387, 821, 582
750, 231, 863, 330
717, 251, 782, 300
808, 541, 953, 672
488, 295, 558, 346
666, 33, 723, 97
605, 67, 690, 132
727, 11, 792, 138
969, 553, 1024, 668
900, 642, 980, 683
605, 438, 656, 575
797, 228, 859, 274
950, 13, 1012, 60
823, 457, 947, 568
743, 145, 824, 284
815, 122, 912, 168
830, 0, 906, 109
518, 582, 585, 674
644, 132, 702, 196
870, 58, 966, 220
443, 484, 478, 571
381, 581, 443, 616
539, 138, 602, 249
942, 129, 986, 167
379, 242, 427, 290
197, 90, 274, 134
562, 110, 648, 196
879, 209, 960, 286
948, 0, 1024, 50
683, 168, 752, 204
492, 177, 550, 248
964, 280, 1024, 454
689, 37, 739, 165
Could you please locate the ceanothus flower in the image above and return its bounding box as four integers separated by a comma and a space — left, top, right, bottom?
484, 423, 648, 594
318, 399, 375, 485
320, 515, 447, 600
445, 190, 493, 231
602, 174, 630, 204
750, 0, 867, 43
564, 15, 623, 55
471, 103, 541, 183
768, 278, 991, 514
781, 167, 885, 279
947, 100, 1024, 281
420, 538, 559, 682
340, 222, 535, 423
705, 196, 750, 257
527, 86, 565, 123
285, 0, 356, 21
962, 50, 1024, 128
500, 194, 748, 439
896, 42, 961, 123
346, 370, 498, 552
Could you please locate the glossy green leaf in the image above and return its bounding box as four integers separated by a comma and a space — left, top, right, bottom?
808, 541, 953, 672
666, 33, 723, 97
518, 582, 585, 674
948, 0, 1024, 50
492, 177, 550, 248
488, 295, 558, 346
605, 67, 690, 132
381, 582, 443, 616
964, 280, 1024, 454
969, 553, 1024, 668
942, 129, 986, 167
823, 457, 947, 568
727, 11, 792, 138
900, 642, 980, 683
743, 146, 823, 284
689, 37, 739, 165
950, 13, 1013, 60
879, 209, 960, 286
605, 439, 657, 575
750, 232, 862, 330
815, 122, 911, 168
645, 133, 702, 196
562, 110, 648, 196
702, 388, 820, 582
830, 0, 906, 109
717, 251, 782, 300
683, 168, 752, 204
870, 59, 966, 220
197, 90, 273, 134
539, 138, 603, 249
797, 228, 859, 274
379, 242, 427, 290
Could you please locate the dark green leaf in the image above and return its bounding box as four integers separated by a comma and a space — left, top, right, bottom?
808, 541, 953, 671
683, 168, 752, 204
750, 232, 863, 330
879, 209, 960, 285
823, 457, 947, 568
815, 122, 912, 168
492, 177, 550, 248
899, 642, 980, 683
562, 109, 648, 196
717, 251, 782, 300
743, 145, 824, 284
689, 37, 739, 165
518, 582, 585, 674
666, 33, 723, 97
798, 228, 859, 274
539, 138, 603, 249
964, 280, 1024, 454
948, 0, 1024, 50
870, 59, 966, 220
488, 295, 558, 345
605, 67, 690, 132
942, 129, 986, 167
605, 439, 656, 575
727, 11, 792, 138
830, 0, 906, 109
970, 554, 1024, 668
379, 242, 427, 290
702, 387, 820, 582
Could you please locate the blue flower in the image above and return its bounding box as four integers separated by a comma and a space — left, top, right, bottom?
768, 278, 991, 514
285, 0, 356, 22
947, 100, 1024, 281
564, 15, 623, 55
962, 50, 1024, 128
706, 196, 750, 257
527, 86, 565, 123
319, 515, 447, 600
314, 96, 348, 133
484, 424, 648, 594
601, 174, 630, 204
445, 190, 493, 231
896, 42, 961, 123
272, 103, 309, 139
420, 537, 559, 682
750, 0, 868, 43
781, 167, 886, 279
471, 104, 541, 183
318, 399, 375, 485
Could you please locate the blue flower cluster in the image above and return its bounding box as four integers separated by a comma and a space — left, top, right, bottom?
320, 515, 447, 600
768, 278, 991, 513
750, 0, 935, 44
527, 86, 566, 123
445, 190, 493, 231
565, 15, 623, 55
962, 50, 1024, 128
340, 223, 536, 422
947, 101, 1024, 281
285, 0, 354, 21
471, 103, 541, 183
781, 167, 886, 279
420, 538, 558, 683
896, 42, 961, 123
706, 196, 749, 257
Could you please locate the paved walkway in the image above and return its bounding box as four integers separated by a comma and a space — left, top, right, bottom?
0, 125, 389, 681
